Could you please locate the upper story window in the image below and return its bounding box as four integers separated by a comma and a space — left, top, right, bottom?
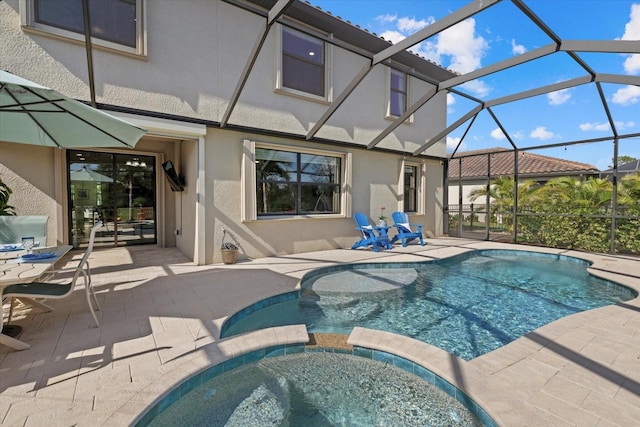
256, 147, 341, 216
278, 26, 329, 101
22, 0, 145, 56
389, 69, 407, 117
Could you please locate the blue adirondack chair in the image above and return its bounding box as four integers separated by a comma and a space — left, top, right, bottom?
390, 211, 425, 247
351, 213, 391, 252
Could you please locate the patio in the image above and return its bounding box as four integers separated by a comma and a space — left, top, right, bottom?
1, 238, 640, 426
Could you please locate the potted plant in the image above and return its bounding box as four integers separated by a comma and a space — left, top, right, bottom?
221, 241, 239, 264
0, 178, 16, 216
377, 206, 387, 227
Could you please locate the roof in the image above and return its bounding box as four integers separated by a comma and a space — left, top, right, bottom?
600, 159, 640, 175
448, 148, 599, 180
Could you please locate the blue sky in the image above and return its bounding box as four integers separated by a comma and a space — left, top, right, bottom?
310, 0, 640, 170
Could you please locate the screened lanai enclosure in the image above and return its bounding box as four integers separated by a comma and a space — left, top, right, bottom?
65, 0, 640, 254
234, 0, 640, 254
297, 0, 640, 255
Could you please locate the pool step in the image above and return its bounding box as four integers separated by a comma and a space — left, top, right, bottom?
306, 333, 353, 351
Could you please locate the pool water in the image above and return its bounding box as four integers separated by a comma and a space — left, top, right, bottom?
222, 250, 636, 360
147, 352, 484, 426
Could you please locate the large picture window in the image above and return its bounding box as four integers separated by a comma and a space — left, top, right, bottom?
23, 0, 145, 55
280, 26, 325, 98
256, 147, 341, 215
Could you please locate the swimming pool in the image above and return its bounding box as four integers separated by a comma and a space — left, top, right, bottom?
143, 351, 490, 426
222, 250, 636, 360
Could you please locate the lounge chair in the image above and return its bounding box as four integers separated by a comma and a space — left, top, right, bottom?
351, 212, 391, 252
390, 211, 425, 247
4, 221, 103, 327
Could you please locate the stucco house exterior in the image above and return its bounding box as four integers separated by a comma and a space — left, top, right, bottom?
0, 0, 453, 264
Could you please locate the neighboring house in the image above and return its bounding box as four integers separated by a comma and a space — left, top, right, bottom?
0, 0, 453, 264
448, 147, 600, 208
600, 159, 640, 179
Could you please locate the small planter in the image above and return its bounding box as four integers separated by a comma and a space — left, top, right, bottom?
377, 220, 388, 227
221, 248, 238, 264
221, 241, 239, 264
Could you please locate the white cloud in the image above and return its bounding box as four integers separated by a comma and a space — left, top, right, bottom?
530, 126, 554, 140
375, 13, 397, 24
579, 122, 611, 131
512, 130, 525, 140
511, 39, 526, 55
612, 85, 640, 105
581, 120, 636, 131
446, 136, 465, 152
490, 128, 506, 140
460, 79, 491, 97
621, 4, 640, 74
623, 55, 640, 74
379, 30, 406, 44
622, 4, 640, 39
436, 19, 488, 74
397, 16, 433, 33
547, 88, 571, 105
447, 93, 456, 106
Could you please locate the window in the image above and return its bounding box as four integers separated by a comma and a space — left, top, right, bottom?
280, 26, 326, 98
389, 69, 407, 117
404, 165, 418, 212
256, 148, 341, 215
22, 0, 145, 55
242, 140, 351, 221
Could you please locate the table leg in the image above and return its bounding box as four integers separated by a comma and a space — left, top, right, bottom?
0, 325, 30, 350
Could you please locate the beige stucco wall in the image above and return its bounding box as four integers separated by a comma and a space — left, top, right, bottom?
203, 128, 443, 263
0, 144, 59, 246
1, 0, 448, 264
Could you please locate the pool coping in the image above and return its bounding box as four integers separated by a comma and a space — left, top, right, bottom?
133, 325, 499, 426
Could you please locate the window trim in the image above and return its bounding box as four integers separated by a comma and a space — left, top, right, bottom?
398, 159, 424, 215
385, 67, 413, 123
20, 0, 147, 57
242, 140, 351, 222
275, 24, 332, 104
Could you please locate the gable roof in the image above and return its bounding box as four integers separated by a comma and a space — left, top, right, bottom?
600, 159, 640, 176
448, 148, 599, 180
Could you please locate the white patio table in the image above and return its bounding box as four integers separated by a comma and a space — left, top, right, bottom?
0, 245, 72, 350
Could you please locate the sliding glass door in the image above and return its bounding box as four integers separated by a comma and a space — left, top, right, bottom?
68, 150, 156, 247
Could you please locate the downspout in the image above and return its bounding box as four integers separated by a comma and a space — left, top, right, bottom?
81, 0, 97, 107
610, 138, 618, 254
485, 154, 491, 240
513, 149, 519, 243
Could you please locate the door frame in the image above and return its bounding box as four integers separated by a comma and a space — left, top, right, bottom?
60, 148, 166, 248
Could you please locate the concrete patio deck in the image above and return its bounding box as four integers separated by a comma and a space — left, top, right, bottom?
1, 238, 639, 426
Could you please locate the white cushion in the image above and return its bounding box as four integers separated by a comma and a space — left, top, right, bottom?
397, 222, 412, 233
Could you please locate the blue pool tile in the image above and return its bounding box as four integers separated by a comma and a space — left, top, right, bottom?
156, 386, 181, 413
201, 363, 224, 383
285, 344, 305, 354
244, 348, 265, 364
435, 376, 456, 398
413, 365, 435, 384
394, 356, 415, 373
179, 374, 202, 396
264, 345, 285, 358
354, 347, 373, 358
372, 350, 394, 365
224, 356, 244, 372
